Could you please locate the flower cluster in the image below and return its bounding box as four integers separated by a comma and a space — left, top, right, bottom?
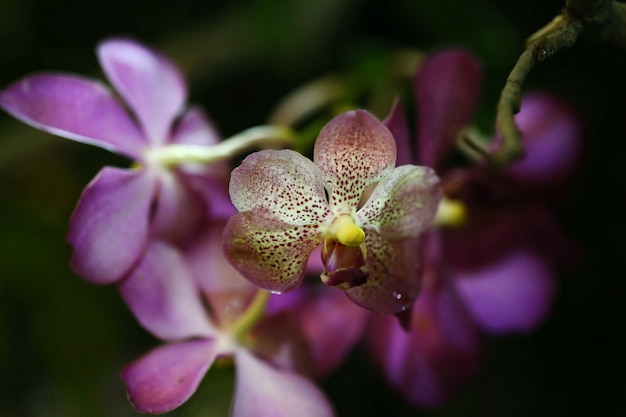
0, 39, 583, 415
369, 50, 583, 406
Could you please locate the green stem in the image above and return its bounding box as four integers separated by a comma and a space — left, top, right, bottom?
145, 125, 297, 167
230, 289, 270, 342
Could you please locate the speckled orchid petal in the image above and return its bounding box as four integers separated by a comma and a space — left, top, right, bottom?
121, 339, 217, 414
232, 349, 335, 417
415, 50, 481, 166
357, 164, 441, 239
505, 93, 583, 184
230, 149, 331, 226
67, 167, 156, 284
368, 285, 482, 407
314, 110, 396, 214
98, 38, 186, 145
224, 210, 324, 293
454, 249, 556, 334
0, 74, 146, 157
346, 233, 424, 314
383, 98, 413, 167
119, 240, 215, 340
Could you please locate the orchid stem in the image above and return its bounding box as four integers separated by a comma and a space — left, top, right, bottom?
147, 125, 297, 167
231, 289, 270, 342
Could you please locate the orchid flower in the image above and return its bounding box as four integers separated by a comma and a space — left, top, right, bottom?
0, 38, 293, 285
224, 109, 442, 314
369, 49, 583, 406
119, 221, 368, 416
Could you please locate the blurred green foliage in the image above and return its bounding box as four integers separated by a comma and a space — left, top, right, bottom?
1, 0, 626, 416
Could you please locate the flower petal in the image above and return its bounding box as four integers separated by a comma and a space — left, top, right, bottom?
314, 110, 396, 213
150, 170, 205, 242
119, 240, 215, 340
357, 164, 441, 239
98, 38, 186, 145
229, 149, 330, 226
224, 210, 323, 293
67, 167, 156, 284
415, 50, 481, 166
171, 106, 221, 146
182, 221, 257, 326
368, 285, 482, 407
346, 233, 424, 314
0, 74, 145, 157
453, 248, 556, 334
278, 286, 369, 379
232, 349, 335, 417
383, 98, 413, 167
505, 93, 584, 184
121, 339, 217, 414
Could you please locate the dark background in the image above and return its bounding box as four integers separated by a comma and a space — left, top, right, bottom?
1, 0, 625, 416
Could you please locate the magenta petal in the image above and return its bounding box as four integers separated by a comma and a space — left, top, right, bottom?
505, 93, 584, 184
183, 222, 257, 325
150, 170, 205, 242
0, 74, 145, 157
415, 50, 481, 166
121, 339, 217, 414
232, 349, 335, 417
171, 106, 221, 146
67, 167, 156, 284
383, 98, 413, 167
453, 249, 556, 334
282, 286, 369, 379
368, 285, 482, 407
119, 240, 215, 340
98, 39, 186, 145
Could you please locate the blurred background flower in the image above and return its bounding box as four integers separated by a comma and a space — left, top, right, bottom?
1, 0, 626, 416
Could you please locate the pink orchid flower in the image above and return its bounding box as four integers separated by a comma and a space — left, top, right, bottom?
224, 110, 442, 314
119, 221, 368, 416
0, 38, 234, 285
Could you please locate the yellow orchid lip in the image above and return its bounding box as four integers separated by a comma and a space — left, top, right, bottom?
327, 214, 365, 247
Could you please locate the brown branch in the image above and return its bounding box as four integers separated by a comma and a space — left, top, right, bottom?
461, 0, 626, 168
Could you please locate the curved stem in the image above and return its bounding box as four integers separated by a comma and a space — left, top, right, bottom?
145, 125, 297, 167
230, 289, 270, 342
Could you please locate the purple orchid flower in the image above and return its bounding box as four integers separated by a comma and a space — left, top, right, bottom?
0, 38, 233, 285
223, 109, 442, 314
119, 219, 368, 416
369, 49, 584, 407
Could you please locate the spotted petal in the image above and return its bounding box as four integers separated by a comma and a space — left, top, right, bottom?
415, 50, 481, 166
232, 349, 335, 417
0, 74, 146, 157
121, 339, 217, 414
346, 233, 424, 314
98, 38, 186, 145
67, 167, 156, 284
357, 164, 441, 239
224, 210, 323, 293
314, 110, 396, 213
230, 149, 330, 226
